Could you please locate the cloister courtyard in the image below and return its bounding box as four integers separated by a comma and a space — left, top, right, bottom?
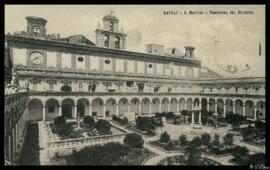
18, 110, 266, 166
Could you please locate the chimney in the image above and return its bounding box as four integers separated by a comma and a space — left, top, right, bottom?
184, 46, 195, 59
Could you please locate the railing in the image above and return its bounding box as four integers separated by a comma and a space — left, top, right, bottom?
29, 91, 265, 99
46, 133, 129, 150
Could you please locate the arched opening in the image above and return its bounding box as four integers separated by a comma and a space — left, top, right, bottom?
77, 98, 89, 118
130, 98, 140, 115
45, 98, 59, 121
118, 98, 129, 116
115, 36, 120, 49
209, 98, 215, 113
245, 100, 254, 118
161, 98, 169, 113
193, 98, 200, 107
217, 99, 224, 116
201, 98, 208, 112
179, 98, 186, 112
28, 99, 43, 121
141, 98, 150, 115
61, 85, 72, 92
186, 98, 193, 110
62, 98, 74, 119
105, 98, 117, 117
152, 98, 160, 113
91, 98, 104, 117
104, 35, 109, 48
235, 99, 244, 116
110, 22, 114, 32
170, 98, 178, 113
225, 99, 233, 115
256, 101, 265, 120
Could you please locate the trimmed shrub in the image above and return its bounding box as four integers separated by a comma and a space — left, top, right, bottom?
160, 131, 170, 144
95, 119, 111, 134
179, 134, 188, 147
83, 116, 95, 128
124, 133, 144, 148
54, 116, 66, 126
201, 133, 211, 146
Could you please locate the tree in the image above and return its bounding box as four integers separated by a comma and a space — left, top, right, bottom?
181, 109, 189, 116
191, 136, 202, 148
83, 116, 95, 128
160, 131, 170, 144
223, 133, 234, 149
201, 133, 211, 146
54, 116, 66, 127
72, 142, 130, 165
179, 134, 188, 147
184, 138, 202, 164
95, 119, 111, 134
212, 133, 220, 150
121, 117, 128, 125
124, 133, 144, 148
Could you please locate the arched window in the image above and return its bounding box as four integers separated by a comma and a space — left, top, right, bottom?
61, 85, 72, 92
172, 48, 175, 54
115, 37, 120, 49
110, 22, 114, 32
104, 35, 109, 48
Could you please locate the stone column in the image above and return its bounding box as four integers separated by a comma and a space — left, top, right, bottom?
149, 102, 152, 115
207, 102, 210, 111
59, 105, 62, 116
214, 102, 218, 116
159, 102, 161, 113
116, 104, 119, 117
184, 102, 187, 110
168, 102, 171, 112
199, 112, 201, 124
89, 104, 92, 116
74, 105, 77, 118
176, 103, 179, 113
139, 103, 141, 115
42, 105, 46, 121
103, 106, 106, 118
243, 105, 246, 117
128, 103, 130, 113
254, 107, 257, 120
191, 112, 194, 125
223, 104, 226, 117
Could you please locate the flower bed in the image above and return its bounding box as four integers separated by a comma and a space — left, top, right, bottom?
158, 155, 222, 165
148, 140, 182, 152
230, 153, 265, 165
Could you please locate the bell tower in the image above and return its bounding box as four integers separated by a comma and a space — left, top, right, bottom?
26, 16, 47, 38
95, 11, 127, 50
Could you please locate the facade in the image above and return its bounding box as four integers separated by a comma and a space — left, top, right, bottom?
4, 12, 266, 164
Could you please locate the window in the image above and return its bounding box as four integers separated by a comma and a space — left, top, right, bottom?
155, 50, 157, 54
255, 88, 259, 92
48, 105, 55, 113
104, 35, 109, 48
33, 83, 37, 90
110, 22, 114, 32
235, 87, 238, 93
210, 89, 212, 92
105, 59, 111, 64
148, 64, 153, 68
260, 112, 263, 116
77, 56, 84, 62
49, 83, 54, 90
78, 83, 83, 91
126, 81, 134, 87
88, 84, 96, 92
172, 48, 175, 54
115, 37, 120, 49
168, 87, 172, 93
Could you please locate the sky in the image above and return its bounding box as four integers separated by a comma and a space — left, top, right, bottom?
5, 5, 265, 77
